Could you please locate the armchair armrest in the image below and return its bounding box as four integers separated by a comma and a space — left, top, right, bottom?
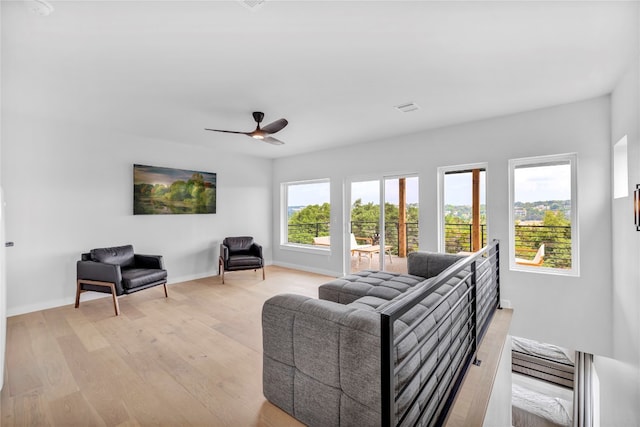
250, 243, 263, 260
76, 260, 124, 295
220, 244, 229, 261
134, 254, 164, 269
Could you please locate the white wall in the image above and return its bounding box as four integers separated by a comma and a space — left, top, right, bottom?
273, 96, 613, 356
1, 112, 273, 316
0, 1, 5, 391
597, 35, 640, 425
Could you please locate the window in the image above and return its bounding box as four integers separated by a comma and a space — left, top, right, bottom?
282, 179, 330, 247
509, 154, 578, 275
613, 135, 628, 199
438, 164, 487, 254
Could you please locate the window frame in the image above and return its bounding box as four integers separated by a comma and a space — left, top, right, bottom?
437, 162, 489, 254
280, 178, 331, 253
508, 153, 579, 276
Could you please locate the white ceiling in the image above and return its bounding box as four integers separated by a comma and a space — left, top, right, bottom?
2, 1, 638, 159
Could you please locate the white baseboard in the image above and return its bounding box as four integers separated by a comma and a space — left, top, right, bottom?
271, 261, 340, 278
7, 297, 75, 317
6, 271, 223, 317
6, 263, 332, 317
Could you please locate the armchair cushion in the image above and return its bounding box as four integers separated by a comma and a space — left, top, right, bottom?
227, 254, 263, 269
122, 268, 167, 290
91, 245, 135, 268
223, 236, 257, 255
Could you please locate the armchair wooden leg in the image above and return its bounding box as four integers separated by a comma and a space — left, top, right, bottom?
109, 283, 120, 316
262, 266, 265, 280
76, 279, 120, 316
219, 256, 225, 284
75, 280, 82, 308
162, 283, 168, 298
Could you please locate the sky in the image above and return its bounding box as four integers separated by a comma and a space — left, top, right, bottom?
288, 165, 569, 207
444, 172, 486, 206
288, 181, 331, 206
287, 177, 420, 206
514, 163, 571, 203
351, 177, 419, 205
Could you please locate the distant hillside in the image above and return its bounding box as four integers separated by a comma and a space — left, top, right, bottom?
445, 200, 570, 222
444, 204, 486, 223
513, 200, 571, 221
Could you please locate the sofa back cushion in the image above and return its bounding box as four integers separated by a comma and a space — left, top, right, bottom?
224, 236, 255, 254
91, 245, 135, 268
407, 251, 466, 279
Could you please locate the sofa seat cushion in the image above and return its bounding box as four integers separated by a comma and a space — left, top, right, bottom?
319, 270, 425, 305
347, 295, 391, 311
228, 255, 262, 268
121, 268, 167, 290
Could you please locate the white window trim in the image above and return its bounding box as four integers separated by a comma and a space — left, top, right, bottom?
508, 153, 579, 276
280, 178, 331, 253
437, 162, 489, 253
613, 135, 628, 199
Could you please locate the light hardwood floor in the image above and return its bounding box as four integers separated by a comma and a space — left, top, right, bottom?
1, 266, 331, 427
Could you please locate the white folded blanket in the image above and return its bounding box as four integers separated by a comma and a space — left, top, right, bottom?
512, 383, 573, 427
512, 336, 575, 365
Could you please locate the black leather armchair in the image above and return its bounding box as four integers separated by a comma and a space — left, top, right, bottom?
76, 244, 168, 316
219, 236, 264, 284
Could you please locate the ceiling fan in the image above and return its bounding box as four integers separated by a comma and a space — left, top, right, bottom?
205, 112, 288, 145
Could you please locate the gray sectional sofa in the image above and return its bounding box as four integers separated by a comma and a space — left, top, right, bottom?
262, 250, 499, 427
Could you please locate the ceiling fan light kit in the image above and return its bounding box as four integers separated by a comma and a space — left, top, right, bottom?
25, 0, 55, 16
205, 111, 288, 145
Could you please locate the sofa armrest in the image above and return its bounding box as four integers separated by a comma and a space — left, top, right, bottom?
407, 251, 466, 279
262, 294, 381, 426
134, 254, 164, 269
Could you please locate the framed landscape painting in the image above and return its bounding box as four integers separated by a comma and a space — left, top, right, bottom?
134, 164, 217, 215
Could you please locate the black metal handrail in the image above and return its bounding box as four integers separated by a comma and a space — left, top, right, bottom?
380, 240, 500, 426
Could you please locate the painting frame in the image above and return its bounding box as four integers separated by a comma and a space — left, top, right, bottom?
133, 164, 217, 215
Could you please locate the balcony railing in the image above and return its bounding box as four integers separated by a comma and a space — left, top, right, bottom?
287, 221, 419, 256
289, 221, 571, 269
445, 223, 571, 269
444, 224, 488, 254
513, 224, 571, 269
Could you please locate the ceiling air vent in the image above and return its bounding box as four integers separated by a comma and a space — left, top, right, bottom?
395, 102, 420, 113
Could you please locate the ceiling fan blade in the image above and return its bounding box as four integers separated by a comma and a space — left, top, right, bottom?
261, 118, 288, 135
204, 128, 250, 135
263, 136, 285, 145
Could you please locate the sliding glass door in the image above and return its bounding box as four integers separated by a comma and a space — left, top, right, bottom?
347, 175, 418, 273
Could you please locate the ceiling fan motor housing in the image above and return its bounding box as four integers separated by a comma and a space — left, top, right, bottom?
252, 111, 264, 124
